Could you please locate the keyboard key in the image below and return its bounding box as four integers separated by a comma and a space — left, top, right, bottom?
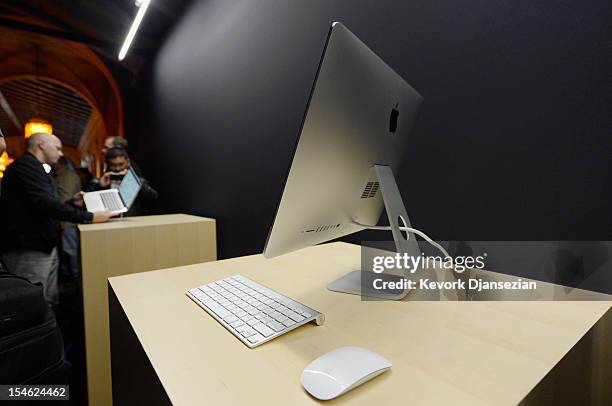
274, 314, 288, 323
260, 316, 272, 324
267, 321, 285, 332
289, 313, 305, 322
230, 320, 244, 328
252, 323, 274, 338
268, 311, 282, 319
282, 319, 296, 328
234, 310, 247, 318
203, 301, 230, 319
240, 327, 256, 338
241, 315, 253, 322
301, 312, 312, 318
247, 319, 259, 326
248, 334, 264, 344
223, 315, 238, 324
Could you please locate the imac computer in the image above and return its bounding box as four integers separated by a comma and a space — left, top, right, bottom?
186, 22, 450, 347
264, 22, 438, 298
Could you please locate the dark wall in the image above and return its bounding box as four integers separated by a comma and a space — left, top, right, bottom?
138, 0, 611, 259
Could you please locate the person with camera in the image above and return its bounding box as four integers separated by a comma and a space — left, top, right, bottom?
98, 147, 158, 216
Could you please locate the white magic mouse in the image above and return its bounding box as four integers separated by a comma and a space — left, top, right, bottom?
301, 346, 392, 400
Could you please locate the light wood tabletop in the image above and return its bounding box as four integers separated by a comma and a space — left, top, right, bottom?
79, 213, 216, 406
109, 242, 611, 405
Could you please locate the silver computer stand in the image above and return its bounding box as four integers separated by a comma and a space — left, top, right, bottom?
327, 165, 421, 300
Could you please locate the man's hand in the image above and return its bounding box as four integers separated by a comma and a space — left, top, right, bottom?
99, 172, 112, 188
100, 170, 128, 188
72, 191, 86, 207
92, 211, 114, 223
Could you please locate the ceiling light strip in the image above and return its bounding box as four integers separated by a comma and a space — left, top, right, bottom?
118, 0, 153, 61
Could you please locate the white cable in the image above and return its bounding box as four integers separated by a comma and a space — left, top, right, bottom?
351, 220, 450, 259
399, 226, 450, 259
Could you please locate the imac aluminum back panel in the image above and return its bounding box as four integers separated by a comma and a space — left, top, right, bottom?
264, 22, 423, 258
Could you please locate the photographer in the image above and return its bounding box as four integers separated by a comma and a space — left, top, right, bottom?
99, 147, 158, 216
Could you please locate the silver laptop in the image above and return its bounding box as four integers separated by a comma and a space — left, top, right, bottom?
84, 167, 142, 214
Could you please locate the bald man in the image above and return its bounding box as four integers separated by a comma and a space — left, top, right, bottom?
0, 132, 112, 306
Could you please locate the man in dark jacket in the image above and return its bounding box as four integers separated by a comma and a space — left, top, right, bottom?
98, 147, 158, 216
0, 133, 113, 306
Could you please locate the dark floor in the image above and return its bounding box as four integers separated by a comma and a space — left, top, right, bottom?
55, 273, 88, 406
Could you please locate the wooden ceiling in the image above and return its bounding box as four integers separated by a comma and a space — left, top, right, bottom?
0, 0, 190, 160
0, 77, 92, 147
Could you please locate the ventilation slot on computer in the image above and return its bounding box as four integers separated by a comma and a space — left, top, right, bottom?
360, 181, 379, 198
303, 224, 341, 233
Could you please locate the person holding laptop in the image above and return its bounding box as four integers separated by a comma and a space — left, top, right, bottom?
96, 147, 158, 216
0, 133, 113, 306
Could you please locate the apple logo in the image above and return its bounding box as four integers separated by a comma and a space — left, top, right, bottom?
389, 103, 399, 133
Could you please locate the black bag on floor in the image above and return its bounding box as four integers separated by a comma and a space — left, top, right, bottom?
0, 271, 70, 384
0, 272, 47, 336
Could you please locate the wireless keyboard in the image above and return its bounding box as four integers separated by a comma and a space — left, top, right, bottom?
187, 275, 324, 348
